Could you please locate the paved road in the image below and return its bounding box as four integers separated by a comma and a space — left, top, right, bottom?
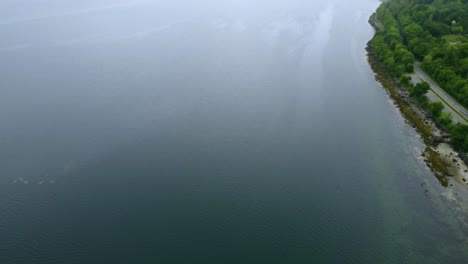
413, 63, 468, 124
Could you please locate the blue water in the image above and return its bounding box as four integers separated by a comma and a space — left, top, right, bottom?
1, 0, 468, 263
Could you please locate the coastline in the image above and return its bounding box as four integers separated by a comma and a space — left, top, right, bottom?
366, 14, 468, 188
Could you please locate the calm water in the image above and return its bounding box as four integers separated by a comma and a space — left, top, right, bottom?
1, 0, 468, 263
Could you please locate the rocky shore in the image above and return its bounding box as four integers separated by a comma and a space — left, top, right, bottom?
367, 15, 468, 188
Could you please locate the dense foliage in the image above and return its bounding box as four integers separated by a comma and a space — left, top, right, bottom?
376, 0, 468, 106
371, 0, 468, 152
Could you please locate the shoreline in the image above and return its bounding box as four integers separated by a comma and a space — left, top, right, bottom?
366, 14, 468, 188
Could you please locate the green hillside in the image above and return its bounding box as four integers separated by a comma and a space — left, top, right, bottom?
370, 0, 468, 152
374, 0, 468, 107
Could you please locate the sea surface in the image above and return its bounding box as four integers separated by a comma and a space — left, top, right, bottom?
1, 0, 468, 263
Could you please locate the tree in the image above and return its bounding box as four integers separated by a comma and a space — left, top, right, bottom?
428, 102, 444, 117
399, 75, 412, 87
445, 47, 458, 67
449, 123, 468, 151
437, 112, 453, 127
410, 81, 430, 97
403, 23, 424, 44
406, 63, 414, 73
409, 38, 432, 59
417, 94, 429, 107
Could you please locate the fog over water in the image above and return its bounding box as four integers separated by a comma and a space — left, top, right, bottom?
1, 0, 468, 263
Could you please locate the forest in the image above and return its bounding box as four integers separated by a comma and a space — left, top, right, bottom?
371, 0, 468, 152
